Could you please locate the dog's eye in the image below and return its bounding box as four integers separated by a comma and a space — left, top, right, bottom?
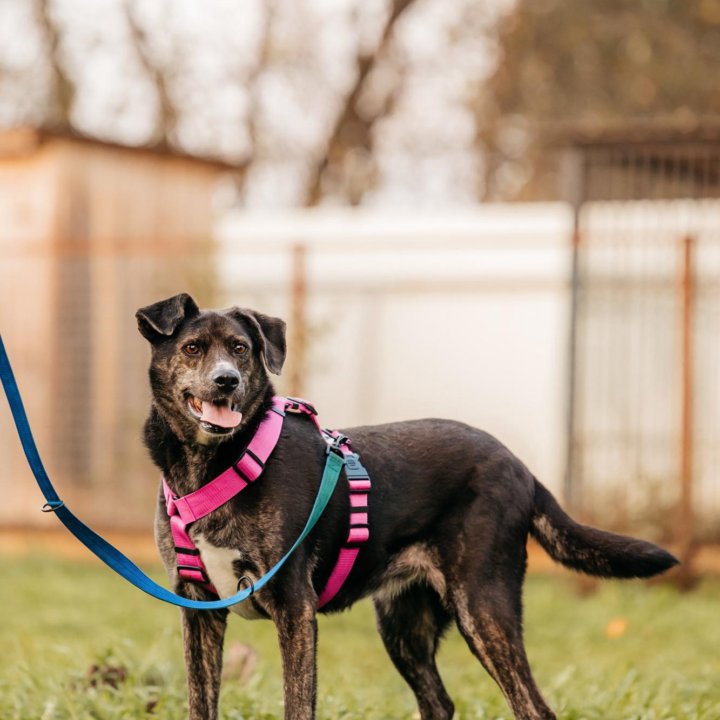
183, 343, 201, 357
232, 342, 248, 356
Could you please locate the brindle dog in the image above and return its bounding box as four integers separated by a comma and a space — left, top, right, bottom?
137, 293, 677, 720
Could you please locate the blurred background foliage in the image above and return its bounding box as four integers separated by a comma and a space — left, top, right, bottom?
481, 0, 720, 199
3, 0, 719, 208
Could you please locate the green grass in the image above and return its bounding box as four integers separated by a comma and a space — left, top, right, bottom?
0, 555, 718, 719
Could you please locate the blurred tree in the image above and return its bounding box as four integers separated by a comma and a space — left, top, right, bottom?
124, 0, 178, 149
480, 0, 720, 200
33, 0, 76, 130
0, 0, 495, 208
304, 0, 416, 206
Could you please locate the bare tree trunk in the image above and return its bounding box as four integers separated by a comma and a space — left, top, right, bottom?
245, 0, 277, 164
124, 0, 177, 148
218, 1, 275, 201
304, 0, 416, 207
34, 0, 75, 129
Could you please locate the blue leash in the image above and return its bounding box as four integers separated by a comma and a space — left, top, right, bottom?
0, 334, 344, 610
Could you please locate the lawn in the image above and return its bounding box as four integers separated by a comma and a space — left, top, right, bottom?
0, 555, 718, 720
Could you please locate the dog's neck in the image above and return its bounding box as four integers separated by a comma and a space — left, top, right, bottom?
145, 386, 276, 496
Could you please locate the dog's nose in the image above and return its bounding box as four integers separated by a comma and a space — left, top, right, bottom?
213, 370, 240, 391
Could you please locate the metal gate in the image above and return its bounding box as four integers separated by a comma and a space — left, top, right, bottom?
566, 132, 720, 553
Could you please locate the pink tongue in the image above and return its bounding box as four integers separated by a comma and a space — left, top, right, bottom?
200, 401, 243, 429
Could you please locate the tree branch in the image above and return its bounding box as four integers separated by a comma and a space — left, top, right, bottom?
33, 0, 75, 129
304, 0, 416, 206
124, 0, 177, 148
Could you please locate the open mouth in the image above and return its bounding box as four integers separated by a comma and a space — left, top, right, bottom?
186, 394, 243, 435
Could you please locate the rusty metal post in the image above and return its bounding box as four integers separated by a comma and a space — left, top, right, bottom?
565, 227, 582, 512
288, 243, 308, 398
562, 148, 586, 513
677, 234, 696, 585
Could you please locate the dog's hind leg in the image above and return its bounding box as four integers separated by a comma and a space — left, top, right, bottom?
374, 583, 455, 720
180, 602, 229, 720
451, 575, 555, 720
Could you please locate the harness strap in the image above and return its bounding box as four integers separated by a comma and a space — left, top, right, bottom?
165, 396, 287, 526
163, 399, 371, 607
316, 439, 371, 608
0, 335, 345, 611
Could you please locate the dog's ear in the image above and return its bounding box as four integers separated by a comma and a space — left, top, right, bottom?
227, 308, 287, 375
136, 293, 200, 344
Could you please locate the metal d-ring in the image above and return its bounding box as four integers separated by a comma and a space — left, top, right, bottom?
237, 575, 255, 595
41, 500, 65, 513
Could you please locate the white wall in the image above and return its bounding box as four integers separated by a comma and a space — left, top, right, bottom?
215, 205, 574, 495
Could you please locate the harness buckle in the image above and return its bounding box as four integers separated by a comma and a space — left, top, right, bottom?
285, 397, 318, 415
344, 453, 370, 480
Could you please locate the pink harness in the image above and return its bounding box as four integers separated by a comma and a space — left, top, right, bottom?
162, 396, 371, 609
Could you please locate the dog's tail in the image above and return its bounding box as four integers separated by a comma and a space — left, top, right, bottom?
529, 478, 678, 578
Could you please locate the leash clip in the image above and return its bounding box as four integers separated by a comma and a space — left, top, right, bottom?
41, 500, 65, 513
325, 432, 349, 457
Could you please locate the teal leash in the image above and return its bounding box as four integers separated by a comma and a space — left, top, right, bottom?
0, 334, 344, 610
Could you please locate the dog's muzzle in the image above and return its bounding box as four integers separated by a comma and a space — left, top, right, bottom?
186, 394, 243, 434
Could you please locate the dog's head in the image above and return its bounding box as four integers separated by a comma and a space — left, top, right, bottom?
136, 293, 286, 444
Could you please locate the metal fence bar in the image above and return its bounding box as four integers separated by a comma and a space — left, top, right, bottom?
678, 235, 696, 581
289, 243, 309, 398
567, 137, 720, 551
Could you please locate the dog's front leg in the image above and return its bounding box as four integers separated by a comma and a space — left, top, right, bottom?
274, 599, 318, 720
180, 601, 228, 720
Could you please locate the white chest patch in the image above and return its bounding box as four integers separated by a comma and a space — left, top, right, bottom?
192, 534, 264, 620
